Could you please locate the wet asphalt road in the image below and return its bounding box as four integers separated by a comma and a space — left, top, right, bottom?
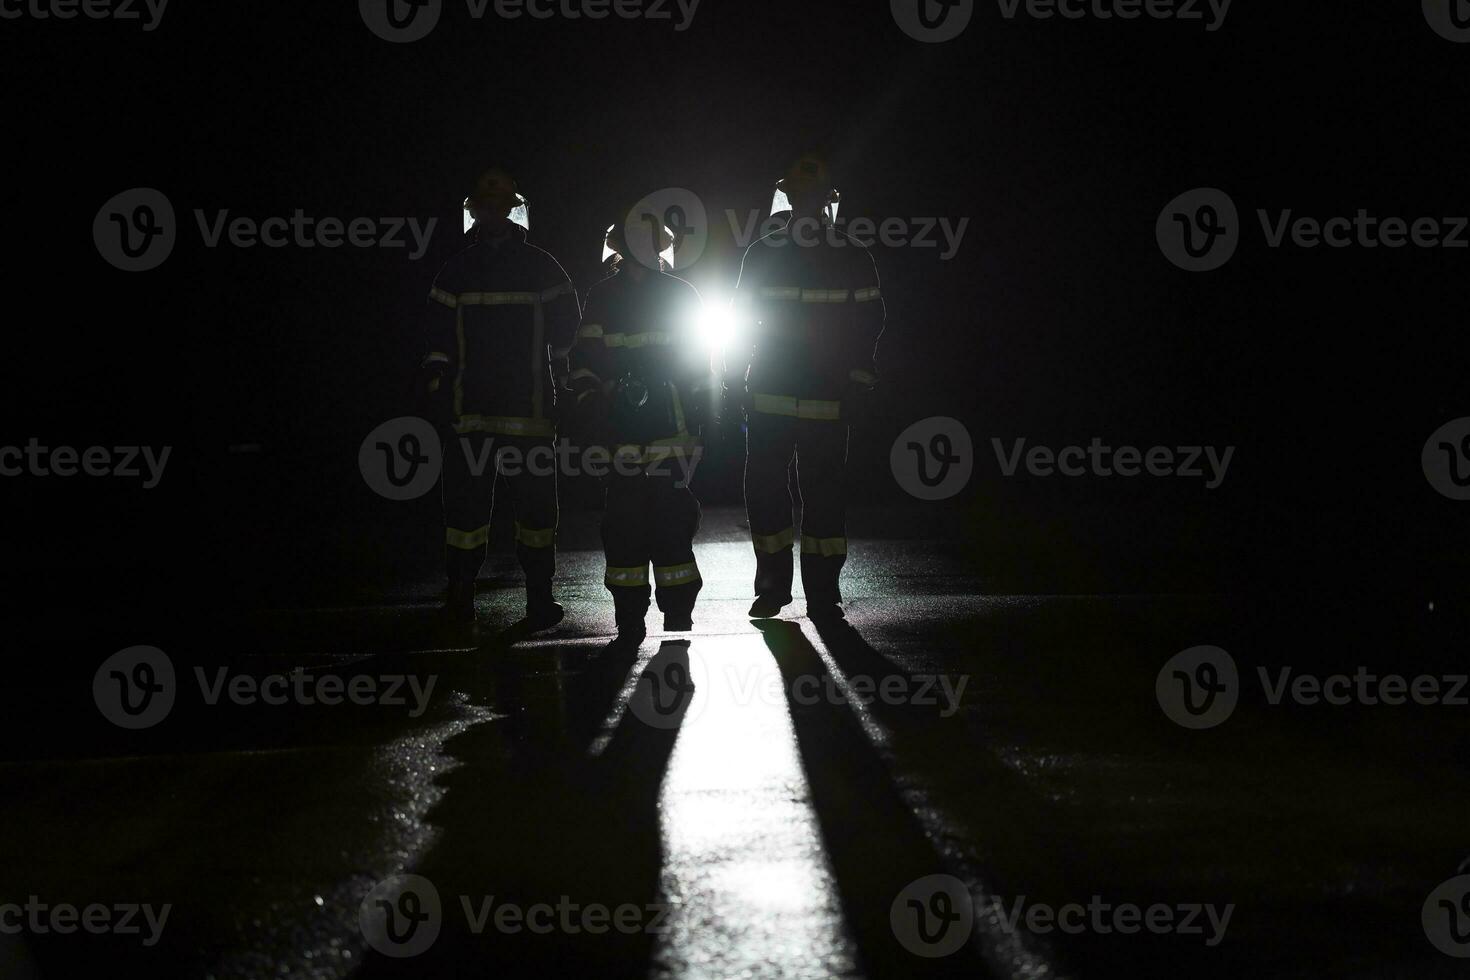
3, 506, 1469, 978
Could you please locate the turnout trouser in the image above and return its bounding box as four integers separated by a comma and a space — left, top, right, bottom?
602, 467, 703, 628
441, 432, 558, 594
744, 412, 849, 606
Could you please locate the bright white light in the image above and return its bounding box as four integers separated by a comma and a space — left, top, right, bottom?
690, 290, 746, 359
694, 295, 742, 354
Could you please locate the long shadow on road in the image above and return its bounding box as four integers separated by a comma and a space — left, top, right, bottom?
359, 633, 682, 979
754, 618, 997, 978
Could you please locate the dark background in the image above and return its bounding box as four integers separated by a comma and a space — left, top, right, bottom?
3, 1, 1467, 607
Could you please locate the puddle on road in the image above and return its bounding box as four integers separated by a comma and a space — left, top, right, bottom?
205, 695, 499, 980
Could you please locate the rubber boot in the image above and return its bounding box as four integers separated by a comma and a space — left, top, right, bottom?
613, 588, 649, 644
526, 580, 564, 631
444, 579, 475, 624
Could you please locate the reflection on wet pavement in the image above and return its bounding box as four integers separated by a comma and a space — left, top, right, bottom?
651, 636, 859, 979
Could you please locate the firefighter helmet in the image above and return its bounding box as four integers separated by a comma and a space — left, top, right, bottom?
603, 204, 676, 270
464, 167, 530, 233
770, 152, 840, 224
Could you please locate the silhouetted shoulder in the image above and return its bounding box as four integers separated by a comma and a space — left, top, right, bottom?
657, 270, 702, 304
747, 228, 791, 253
583, 270, 623, 305
430, 241, 481, 290
525, 242, 572, 284
827, 225, 875, 254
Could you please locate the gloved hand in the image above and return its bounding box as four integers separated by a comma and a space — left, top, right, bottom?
843, 375, 878, 425
419, 365, 453, 427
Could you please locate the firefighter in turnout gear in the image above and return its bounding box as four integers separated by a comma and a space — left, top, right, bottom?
732, 153, 886, 622
422, 168, 580, 627
567, 212, 714, 641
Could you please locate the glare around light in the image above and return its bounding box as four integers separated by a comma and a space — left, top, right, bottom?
695, 297, 741, 354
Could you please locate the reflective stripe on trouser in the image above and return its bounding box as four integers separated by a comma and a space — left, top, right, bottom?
602, 471, 703, 622
442, 432, 558, 593
745, 412, 849, 604
750, 393, 843, 421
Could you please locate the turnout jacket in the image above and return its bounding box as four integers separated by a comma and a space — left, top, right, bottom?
423, 224, 580, 437
732, 220, 885, 421
567, 267, 714, 460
